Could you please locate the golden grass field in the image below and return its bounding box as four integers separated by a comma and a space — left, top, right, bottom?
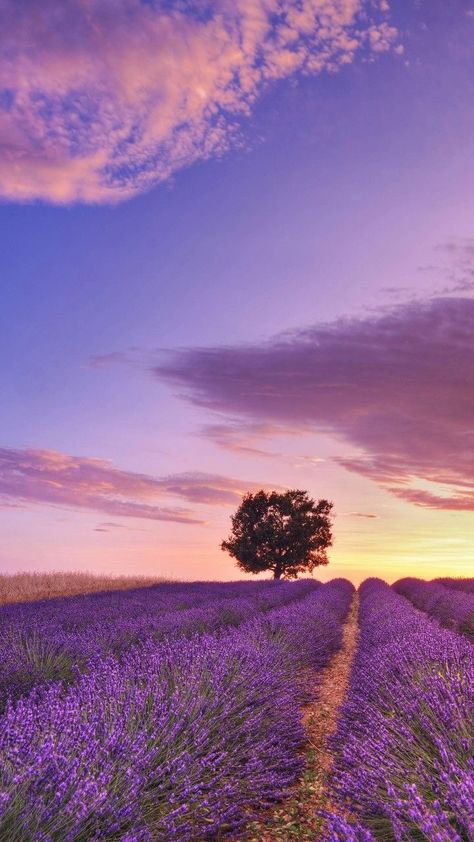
0, 570, 169, 606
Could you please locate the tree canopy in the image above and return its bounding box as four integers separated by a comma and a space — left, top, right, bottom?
221, 489, 333, 579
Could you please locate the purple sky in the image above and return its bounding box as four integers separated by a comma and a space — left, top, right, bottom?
1, 0, 473, 583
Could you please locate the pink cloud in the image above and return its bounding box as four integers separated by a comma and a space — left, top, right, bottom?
155, 296, 474, 510
199, 420, 285, 457
0, 0, 398, 204
93, 521, 145, 532
345, 512, 380, 519
389, 486, 474, 510
0, 447, 265, 522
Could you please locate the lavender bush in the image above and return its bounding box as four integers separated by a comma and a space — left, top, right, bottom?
394, 577, 474, 641
325, 579, 474, 841
0, 579, 353, 840
433, 578, 474, 596
0, 578, 319, 708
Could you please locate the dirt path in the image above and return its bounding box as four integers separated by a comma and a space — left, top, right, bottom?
242, 593, 360, 842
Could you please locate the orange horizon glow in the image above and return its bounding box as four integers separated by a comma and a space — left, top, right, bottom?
0, 1, 473, 582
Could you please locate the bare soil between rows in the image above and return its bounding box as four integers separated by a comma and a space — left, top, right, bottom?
239, 593, 360, 842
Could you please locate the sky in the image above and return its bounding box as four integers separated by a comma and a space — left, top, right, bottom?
1, 0, 473, 585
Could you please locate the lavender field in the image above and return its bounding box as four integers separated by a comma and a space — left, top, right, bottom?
0, 577, 472, 841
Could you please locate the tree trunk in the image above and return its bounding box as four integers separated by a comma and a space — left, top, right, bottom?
273, 568, 282, 580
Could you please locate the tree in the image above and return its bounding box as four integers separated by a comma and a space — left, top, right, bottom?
221, 489, 333, 579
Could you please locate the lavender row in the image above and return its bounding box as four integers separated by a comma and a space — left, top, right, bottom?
433, 577, 474, 595
0, 578, 319, 709
0, 578, 316, 631
324, 579, 474, 841
394, 577, 474, 641
0, 578, 353, 841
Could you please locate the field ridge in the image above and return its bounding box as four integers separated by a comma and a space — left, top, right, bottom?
244, 592, 360, 841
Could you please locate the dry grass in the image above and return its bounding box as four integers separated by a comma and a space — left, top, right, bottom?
0, 570, 170, 606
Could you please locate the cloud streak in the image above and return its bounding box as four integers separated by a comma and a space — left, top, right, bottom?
0, 0, 398, 204
155, 296, 474, 510
199, 420, 285, 457
0, 448, 264, 523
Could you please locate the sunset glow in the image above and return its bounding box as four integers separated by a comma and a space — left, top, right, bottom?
1, 0, 473, 583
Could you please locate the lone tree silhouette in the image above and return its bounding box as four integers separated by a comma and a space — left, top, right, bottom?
221, 490, 333, 579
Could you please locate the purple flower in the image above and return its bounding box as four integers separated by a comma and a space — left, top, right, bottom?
0, 579, 353, 840
325, 579, 474, 842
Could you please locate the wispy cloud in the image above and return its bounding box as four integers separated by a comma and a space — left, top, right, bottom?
345, 511, 379, 519
93, 521, 144, 532
291, 455, 326, 467
155, 296, 474, 510
87, 352, 136, 370
0, 448, 264, 522
199, 420, 284, 457
0, 0, 398, 204
436, 238, 474, 293
418, 238, 474, 295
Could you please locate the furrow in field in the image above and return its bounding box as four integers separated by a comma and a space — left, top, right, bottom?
324, 579, 474, 841
241, 592, 359, 842
0, 579, 354, 841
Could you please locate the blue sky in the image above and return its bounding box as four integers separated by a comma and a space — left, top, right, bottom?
1, 0, 473, 582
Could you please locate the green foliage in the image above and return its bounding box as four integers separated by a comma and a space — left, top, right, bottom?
4, 630, 76, 704
221, 490, 333, 579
